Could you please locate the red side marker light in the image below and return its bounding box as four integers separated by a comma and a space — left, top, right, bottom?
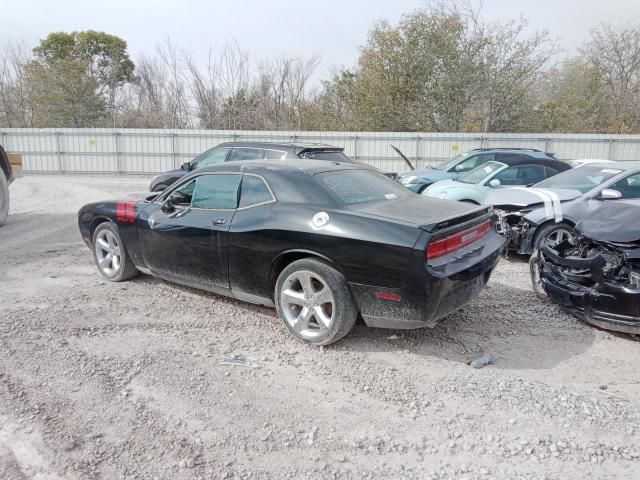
375, 291, 402, 302
116, 201, 136, 223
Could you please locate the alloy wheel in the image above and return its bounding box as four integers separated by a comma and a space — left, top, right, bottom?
280, 270, 335, 339
94, 229, 122, 277
543, 228, 572, 248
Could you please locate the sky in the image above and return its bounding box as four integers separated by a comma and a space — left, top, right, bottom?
3, 0, 640, 81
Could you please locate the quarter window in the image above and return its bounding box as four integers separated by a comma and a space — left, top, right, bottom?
239, 175, 274, 208
264, 149, 287, 160
191, 174, 242, 209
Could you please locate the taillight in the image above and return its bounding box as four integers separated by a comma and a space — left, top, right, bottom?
116, 201, 136, 223
426, 218, 491, 260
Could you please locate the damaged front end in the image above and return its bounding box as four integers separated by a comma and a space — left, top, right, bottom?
535, 235, 640, 334
494, 207, 532, 254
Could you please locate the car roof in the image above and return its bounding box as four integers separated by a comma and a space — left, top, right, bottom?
469, 148, 553, 158
214, 141, 342, 151
196, 159, 364, 175
575, 160, 640, 170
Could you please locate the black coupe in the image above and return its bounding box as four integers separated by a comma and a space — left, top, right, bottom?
79, 160, 505, 345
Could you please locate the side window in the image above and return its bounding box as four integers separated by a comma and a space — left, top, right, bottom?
473, 153, 494, 168
227, 148, 263, 162
455, 155, 480, 172
239, 175, 274, 208
495, 153, 522, 163
168, 179, 197, 205
493, 166, 520, 185
609, 172, 640, 199
517, 165, 547, 185
545, 167, 560, 178
263, 149, 287, 160
191, 174, 242, 209
193, 148, 228, 169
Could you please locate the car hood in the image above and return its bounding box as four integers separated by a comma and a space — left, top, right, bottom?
576, 199, 640, 244
348, 194, 482, 227
485, 187, 582, 208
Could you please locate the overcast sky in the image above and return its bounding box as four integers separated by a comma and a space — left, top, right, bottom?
3, 0, 640, 80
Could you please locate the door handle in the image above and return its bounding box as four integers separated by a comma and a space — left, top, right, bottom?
213, 218, 226, 225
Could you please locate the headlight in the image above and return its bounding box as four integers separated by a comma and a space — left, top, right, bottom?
400, 175, 417, 185
436, 191, 448, 199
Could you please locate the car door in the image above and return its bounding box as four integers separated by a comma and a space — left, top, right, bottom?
138, 173, 242, 290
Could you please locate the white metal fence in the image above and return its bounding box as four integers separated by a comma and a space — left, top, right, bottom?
2, 128, 640, 174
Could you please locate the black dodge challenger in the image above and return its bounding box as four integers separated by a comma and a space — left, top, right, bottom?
79, 160, 505, 345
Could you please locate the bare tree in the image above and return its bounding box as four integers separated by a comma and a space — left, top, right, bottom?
0, 42, 32, 127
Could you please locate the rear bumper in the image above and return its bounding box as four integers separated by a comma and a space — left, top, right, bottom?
354, 231, 505, 329
539, 249, 640, 334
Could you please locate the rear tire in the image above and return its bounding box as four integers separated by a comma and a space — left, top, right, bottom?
275, 258, 358, 346
0, 172, 9, 226
92, 222, 139, 282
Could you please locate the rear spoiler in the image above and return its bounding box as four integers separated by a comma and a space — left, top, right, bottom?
419, 206, 492, 234
545, 152, 556, 159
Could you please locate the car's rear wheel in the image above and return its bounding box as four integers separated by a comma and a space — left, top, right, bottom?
534, 221, 573, 250
0, 172, 9, 226
92, 222, 139, 282
275, 258, 357, 346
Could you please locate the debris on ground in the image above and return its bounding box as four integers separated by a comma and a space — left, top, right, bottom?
469, 352, 495, 369
221, 355, 258, 367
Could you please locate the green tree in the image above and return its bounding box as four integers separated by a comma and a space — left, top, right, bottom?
31, 31, 135, 126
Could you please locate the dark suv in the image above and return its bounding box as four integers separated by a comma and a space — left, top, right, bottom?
398, 148, 561, 193
0, 145, 14, 226
150, 142, 359, 192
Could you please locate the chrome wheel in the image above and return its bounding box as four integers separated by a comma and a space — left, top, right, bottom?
542, 228, 572, 248
94, 229, 122, 277
280, 270, 335, 339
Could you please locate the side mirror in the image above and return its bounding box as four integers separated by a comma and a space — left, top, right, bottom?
488, 179, 501, 187
181, 161, 192, 171
599, 188, 622, 200
161, 197, 175, 213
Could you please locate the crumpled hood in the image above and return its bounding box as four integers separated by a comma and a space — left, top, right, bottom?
577, 199, 640, 244
485, 187, 582, 208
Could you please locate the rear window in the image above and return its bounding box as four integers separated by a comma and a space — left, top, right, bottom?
298, 150, 352, 163
316, 170, 410, 205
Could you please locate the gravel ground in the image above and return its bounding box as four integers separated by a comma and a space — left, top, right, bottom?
1, 175, 639, 480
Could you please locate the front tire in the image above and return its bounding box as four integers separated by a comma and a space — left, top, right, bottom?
0, 172, 9, 226
92, 222, 139, 282
529, 249, 547, 299
275, 258, 358, 346
534, 221, 574, 250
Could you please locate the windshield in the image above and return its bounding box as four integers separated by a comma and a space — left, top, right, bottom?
316, 169, 410, 205
535, 165, 624, 193
458, 161, 505, 184
299, 150, 352, 162
434, 152, 469, 171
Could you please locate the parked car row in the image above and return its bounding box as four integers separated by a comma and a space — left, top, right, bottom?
77, 141, 637, 344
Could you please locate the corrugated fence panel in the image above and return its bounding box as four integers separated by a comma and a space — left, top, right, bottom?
2, 128, 640, 174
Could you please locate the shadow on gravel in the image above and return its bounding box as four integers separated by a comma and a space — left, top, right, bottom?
121, 260, 596, 371
338, 280, 596, 371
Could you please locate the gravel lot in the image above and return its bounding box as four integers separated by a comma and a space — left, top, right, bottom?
1, 175, 639, 480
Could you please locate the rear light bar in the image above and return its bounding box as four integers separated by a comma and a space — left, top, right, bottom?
426, 218, 491, 260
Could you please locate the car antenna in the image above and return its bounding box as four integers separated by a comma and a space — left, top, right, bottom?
390, 144, 415, 170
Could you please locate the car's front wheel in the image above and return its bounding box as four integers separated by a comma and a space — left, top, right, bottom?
275, 258, 358, 346
92, 222, 139, 282
534, 221, 574, 250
